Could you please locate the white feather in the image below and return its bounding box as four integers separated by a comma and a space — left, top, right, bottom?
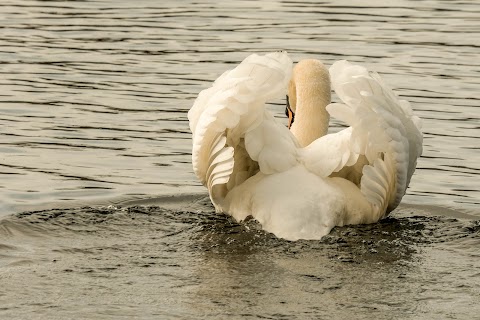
188, 53, 423, 240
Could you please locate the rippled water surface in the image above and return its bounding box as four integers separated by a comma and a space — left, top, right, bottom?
1, 1, 479, 319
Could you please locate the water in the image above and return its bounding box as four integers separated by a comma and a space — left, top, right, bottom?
0, 0, 479, 319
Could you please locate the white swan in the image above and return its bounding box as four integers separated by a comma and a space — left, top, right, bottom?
188, 52, 422, 241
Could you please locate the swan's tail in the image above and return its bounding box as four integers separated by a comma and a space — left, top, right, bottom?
328, 61, 423, 216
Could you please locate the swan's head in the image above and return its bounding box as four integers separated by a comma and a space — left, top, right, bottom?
286, 59, 331, 145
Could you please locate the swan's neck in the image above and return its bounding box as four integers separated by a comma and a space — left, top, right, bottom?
290, 83, 331, 147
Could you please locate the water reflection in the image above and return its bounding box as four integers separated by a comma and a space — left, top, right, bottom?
0, 193, 478, 318
188, 208, 424, 318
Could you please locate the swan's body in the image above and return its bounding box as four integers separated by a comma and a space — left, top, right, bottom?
188, 52, 422, 240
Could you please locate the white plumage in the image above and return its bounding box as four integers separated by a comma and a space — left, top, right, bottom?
188, 52, 423, 241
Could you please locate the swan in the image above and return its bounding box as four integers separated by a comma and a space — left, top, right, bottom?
188, 52, 423, 241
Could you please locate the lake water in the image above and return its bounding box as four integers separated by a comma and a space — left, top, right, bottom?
0, 1, 479, 319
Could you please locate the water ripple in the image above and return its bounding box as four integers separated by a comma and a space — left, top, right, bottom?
0, 0, 478, 217
0, 196, 478, 319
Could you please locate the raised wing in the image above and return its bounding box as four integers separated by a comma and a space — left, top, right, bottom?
188, 52, 298, 210
302, 60, 422, 216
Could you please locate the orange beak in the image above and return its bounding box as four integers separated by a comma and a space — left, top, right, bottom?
285, 95, 295, 129
287, 108, 294, 129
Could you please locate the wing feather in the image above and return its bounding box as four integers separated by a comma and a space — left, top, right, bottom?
301, 60, 422, 217
328, 60, 423, 214
188, 52, 295, 210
